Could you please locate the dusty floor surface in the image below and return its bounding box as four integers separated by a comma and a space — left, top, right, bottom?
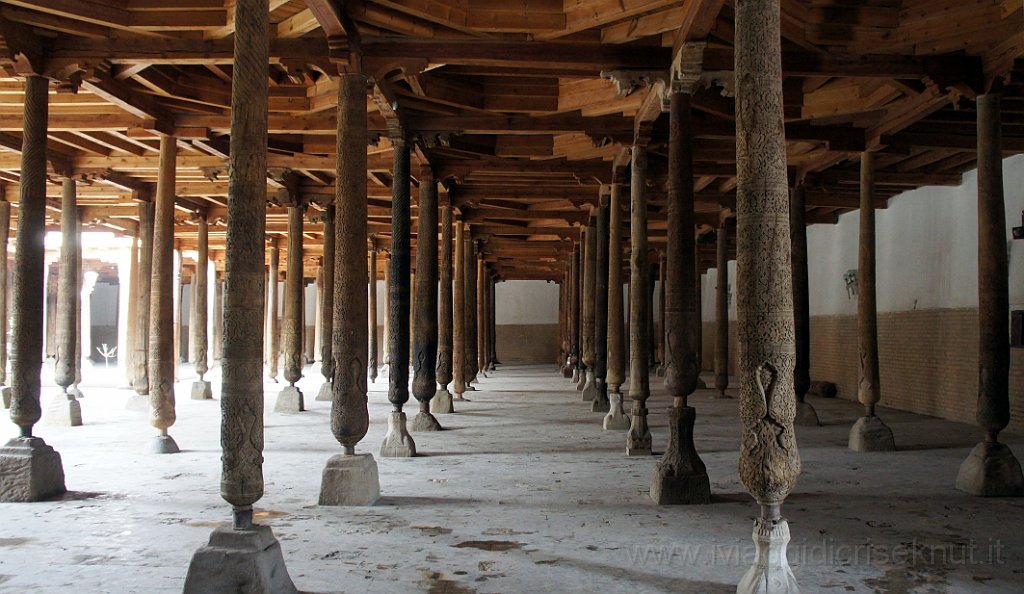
1, 362, 1023, 594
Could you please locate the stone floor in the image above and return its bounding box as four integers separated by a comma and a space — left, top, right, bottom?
1, 362, 1023, 593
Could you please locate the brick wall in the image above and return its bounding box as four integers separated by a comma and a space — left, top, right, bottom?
704, 308, 1024, 435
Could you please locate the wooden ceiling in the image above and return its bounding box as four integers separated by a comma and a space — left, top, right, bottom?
0, 0, 1020, 280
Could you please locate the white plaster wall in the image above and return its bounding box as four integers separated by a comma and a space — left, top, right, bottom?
495, 280, 559, 325
700, 154, 1024, 318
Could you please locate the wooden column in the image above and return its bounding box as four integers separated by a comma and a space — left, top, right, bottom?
453, 222, 467, 399
489, 275, 498, 367
132, 200, 154, 396
626, 145, 652, 456
656, 250, 666, 376
713, 224, 730, 398
574, 235, 586, 385
0, 200, 9, 401
956, 93, 1024, 496
382, 252, 391, 371
190, 213, 212, 400
581, 220, 597, 398
592, 194, 610, 412
266, 240, 280, 381
317, 205, 335, 398
734, 1, 801, 589
368, 247, 378, 383
651, 89, 709, 504
435, 203, 454, 403
276, 204, 305, 412
790, 186, 818, 425
411, 178, 441, 431
49, 177, 82, 425
476, 250, 487, 378
567, 243, 581, 380
849, 151, 895, 452
464, 234, 478, 389
603, 183, 629, 430
148, 134, 178, 454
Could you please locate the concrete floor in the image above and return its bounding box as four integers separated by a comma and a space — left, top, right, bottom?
1, 362, 1023, 594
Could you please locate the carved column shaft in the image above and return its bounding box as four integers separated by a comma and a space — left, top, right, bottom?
0, 201, 9, 388
133, 200, 154, 394
658, 251, 666, 368
267, 241, 280, 379
606, 184, 625, 390
55, 179, 79, 392
570, 243, 581, 368
476, 251, 487, 373
594, 196, 610, 390
149, 134, 177, 435
790, 186, 810, 403
664, 91, 699, 405
412, 179, 439, 407
582, 222, 597, 369
714, 225, 730, 395
192, 214, 209, 379
464, 234, 477, 383
368, 248, 378, 381
626, 145, 652, 455
388, 142, 411, 411
437, 205, 454, 388
976, 94, 1010, 440
330, 74, 370, 454
489, 275, 498, 365
453, 222, 466, 394
283, 206, 303, 386
320, 205, 335, 381
858, 152, 881, 415
735, 0, 800, 514
220, 0, 269, 523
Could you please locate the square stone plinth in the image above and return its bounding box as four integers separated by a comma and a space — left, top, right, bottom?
274, 386, 304, 413
183, 524, 298, 594
190, 380, 213, 400
318, 453, 381, 506
0, 437, 67, 502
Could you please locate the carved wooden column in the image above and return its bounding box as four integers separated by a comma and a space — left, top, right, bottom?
433, 202, 455, 412
790, 185, 819, 426
412, 177, 442, 432
848, 151, 895, 452
131, 200, 154, 400
183, 0, 298, 585
591, 194, 611, 413
651, 89, 710, 504
567, 242, 581, 380
380, 133, 416, 457
315, 205, 335, 401
604, 183, 629, 430
275, 204, 305, 413
382, 250, 391, 376
317, 73, 379, 507
488, 274, 498, 368
575, 235, 587, 387
476, 248, 487, 378
190, 212, 212, 400
581, 220, 598, 399
714, 223, 730, 398
626, 145, 652, 456
656, 250, 666, 377
1, 74, 66, 501
464, 234, 478, 390
452, 221, 467, 400
0, 200, 10, 407
44, 177, 83, 427
266, 239, 281, 382
956, 93, 1024, 496
647, 264, 657, 370
734, 3, 801, 590
558, 273, 568, 371
149, 134, 179, 454
368, 245, 379, 383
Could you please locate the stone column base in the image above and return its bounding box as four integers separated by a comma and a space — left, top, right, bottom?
125, 393, 150, 412
956, 442, 1024, 497
581, 371, 598, 402
70, 386, 84, 399
314, 381, 332, 402
0, 437, 66, 502
318, 453, 381, 506
274, 386, 304, 413
43, 393, 82, 427
626, 405, 652, 456
1, 386, 10, 408
848, 415, 895, 452
151, 433, 180, 454
380, 411, 416, 457
570, 368, 580, 383
575, 370, 587, 391
183, 524, 298, 594
431, 388, 454, 413
794, 401, 819, 427
410, 411, 442, 432
737, 517, 800, 594
650, 406, 710, 505
191, 380, 213, 400
603, 391, 630, 430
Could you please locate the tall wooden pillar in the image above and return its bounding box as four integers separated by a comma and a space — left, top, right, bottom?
368, 246, 378, 383
452, 222, 467, 400
148, 134, 179, 454
276, 204, 305, 412
266, 240, 280, 381
48, 178, 83, 426
956, 93, 1024, 496
567, 242, 581, 380
476, 249, 487, 378
734, 1, 801, 590
849, 151, 895, 452
190, 213, 212, 400
581, 220, 598, 398
489, 275, 498, 367
380, 134, 415, 458
464, 234, 478, 389
411, 178, 441, 431
656, 250, 666, 377
790, 186, 818, 425
132, 200, 154, 396
0, 200, 10, 405
315, 205, 335, 400
603, 183, 629, 430
433, 200, 455, 411
713, 224, 730, 398
626, 145, 652, 456
591, 194, 610, 412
